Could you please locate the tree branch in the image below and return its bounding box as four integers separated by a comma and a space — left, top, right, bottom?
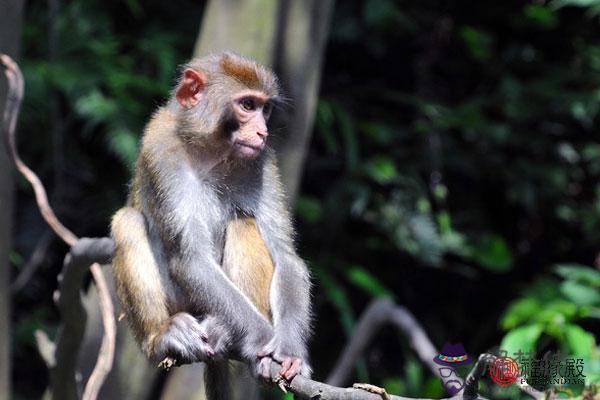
327, 298, 461, 392
272, 363, 478, 400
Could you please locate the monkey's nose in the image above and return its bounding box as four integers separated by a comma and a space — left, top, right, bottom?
257, 130, 268, 138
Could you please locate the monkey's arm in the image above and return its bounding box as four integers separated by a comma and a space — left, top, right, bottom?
144, 154, 275, 363
112, 207, 218, 365
255, 158, 312, 377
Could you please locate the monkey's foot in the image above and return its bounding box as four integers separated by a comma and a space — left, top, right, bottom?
352, 383, 391, 400
158, 357, 177, 371
154, 312, 215, 365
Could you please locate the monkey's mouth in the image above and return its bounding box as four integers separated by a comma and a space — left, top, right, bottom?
234, 141, 264, 158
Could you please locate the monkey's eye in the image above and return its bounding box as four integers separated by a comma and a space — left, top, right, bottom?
263, 101, 273, 117
240, 98, 256, 111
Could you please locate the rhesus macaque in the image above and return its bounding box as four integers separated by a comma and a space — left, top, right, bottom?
111, 52, 312, 398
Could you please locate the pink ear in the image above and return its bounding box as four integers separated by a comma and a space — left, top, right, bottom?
175, 68, 206, 108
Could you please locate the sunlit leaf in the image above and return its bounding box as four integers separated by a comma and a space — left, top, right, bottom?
564, 324, 595, 358
500, 324, 543, 354
555, 264, 600, 286
560, 281, 600, 306
501, 298, 541, 329
347, 266, 394, 298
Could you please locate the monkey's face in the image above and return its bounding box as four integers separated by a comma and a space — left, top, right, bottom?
228, 91, 273, 159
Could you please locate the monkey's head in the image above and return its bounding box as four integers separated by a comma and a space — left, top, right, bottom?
174, 52, 280, 160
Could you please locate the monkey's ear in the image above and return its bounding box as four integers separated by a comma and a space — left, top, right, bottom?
176, 68, 206, 109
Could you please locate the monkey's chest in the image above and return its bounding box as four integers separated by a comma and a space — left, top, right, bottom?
220, 216, 274, 320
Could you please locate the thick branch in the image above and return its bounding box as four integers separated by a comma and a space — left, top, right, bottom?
51, 238, 114, 400
270, 363, 482, 400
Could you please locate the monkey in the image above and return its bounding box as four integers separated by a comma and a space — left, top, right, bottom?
110, 52, 312, 397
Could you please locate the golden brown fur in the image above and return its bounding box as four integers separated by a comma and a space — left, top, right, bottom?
220, 56, 260, 88
112, 207, 172, 355
222, 217, 274, 320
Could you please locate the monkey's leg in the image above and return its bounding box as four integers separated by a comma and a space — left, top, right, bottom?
111, 207, 215, 365
205, 360, 232, 400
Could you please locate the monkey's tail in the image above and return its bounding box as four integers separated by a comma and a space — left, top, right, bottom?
205, 360, 232, 400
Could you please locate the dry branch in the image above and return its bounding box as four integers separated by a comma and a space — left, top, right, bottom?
327, 298, 460, 391
1, 53, 117, 400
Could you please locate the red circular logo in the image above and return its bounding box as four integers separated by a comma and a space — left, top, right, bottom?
489, 356, 519, 387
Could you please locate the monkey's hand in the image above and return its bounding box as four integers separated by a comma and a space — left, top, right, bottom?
256, 338, 311, 381
152, 312, 216, 366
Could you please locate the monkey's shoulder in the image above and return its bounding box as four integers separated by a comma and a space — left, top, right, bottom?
138, 108, 185, 163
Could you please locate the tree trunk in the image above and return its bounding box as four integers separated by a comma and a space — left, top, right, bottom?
0, 2, 25, 399
272, 0, 334, 201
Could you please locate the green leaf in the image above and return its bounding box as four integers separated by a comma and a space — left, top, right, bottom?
501, 298, 542, 329
361, 122, 397, 145
382, 377, 404, 397
536, 300, 578, 330
332, 103, 360, 171
555, 264, 600, 286
295, 196, 323, 224
564, 324, 595, 358
500, 324, 543, 355
107, 127, 139, 169
460, 26, 494, 61
75, 89, 118, 122
316, 99, 339, 154
9, 251, 24, 268
365, 156, 398, 184
560, 281, 600, 306
347, 266, 394, 298
524, 4, 559, 28
315, 268, 355, 335
471, 234, 514, 272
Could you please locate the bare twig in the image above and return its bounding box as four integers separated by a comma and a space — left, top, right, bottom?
327, 298, 460, 391
82, 263, 116, 400
35, 329, 56, 368
0, 54, 76, 246
10, 229, 52, 294
1, 53, 117, 400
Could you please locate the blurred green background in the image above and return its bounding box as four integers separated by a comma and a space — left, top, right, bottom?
3, 0, 600, 399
